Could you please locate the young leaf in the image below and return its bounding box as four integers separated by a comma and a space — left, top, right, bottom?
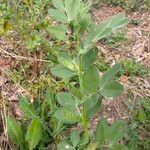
18, 95, 36, 118
48, 9, 68, 23
108, 121, 126, 144
83, 23, 96, 50
57, 141, 74, 150
83, 66, 100, 94
54, 108, 82, 123
95, 118, 108, 145
70, 130, 80, 148
56, 92, 77, 112
100, 81, 123, 98
52, 0, 65, 11
26, 118, 42, 150
47, 24, 67, 40
95, 13, 129, 41
82, 47, 98, 70
58, 52, 75, 71
6, 117, 25, 149
50, 64, 74, 78
65, 0, 80, 21
77, 13, 91, 34
84, 13, 129, 48
109, 13, 130, 29
100, 63, 121, 89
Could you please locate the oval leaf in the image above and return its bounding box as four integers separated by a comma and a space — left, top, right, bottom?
58, 52, 75, 70
100, 81, 123, 98
83, 66, 100, 94
56, 92, 77, 113
50, 64, 74, 78
52, 0, 65, 11
70, 130, 80, 148
48, 9, 68, 23
54, 108, 82, 123
47, 24, 67, 40
95, 118, 108, 145
82, 47, 98, 70
100, 63, 121, 89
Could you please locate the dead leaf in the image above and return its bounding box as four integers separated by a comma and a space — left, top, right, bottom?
120, 75, 128, 82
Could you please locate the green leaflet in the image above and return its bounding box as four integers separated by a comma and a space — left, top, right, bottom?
108, 121, 126, 144
50, 64, 74, 78
83, 23, 96, 50
18, 95, 36, 119
87, 143, 98, 150
95, 118, 108, 145
57, 141, 74, 150
77, 12, 91, 34
70, 130, 80, 148
65, 0, 80, 21
86, 99, 102, 118
84, 93, 100, 110
100, 81, 123, 98
83, 13, 129, 49
100, 63, 121, 89
56, 92, 77, 113
83, 66, 100, 94
69, 84, 83, 100
6, 117, 25, 149
58, 52, 75, 71
52, 0, 65, 11
54, 108, 82, 123
82, 47, 98, 70
26, 118, 42, 150
47, 24, 67, 40
95, 13, 129, 42
109, 144, 128, 150
48, 9, 68, 23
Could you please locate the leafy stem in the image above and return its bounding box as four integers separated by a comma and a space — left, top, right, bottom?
78, 54, 89, 142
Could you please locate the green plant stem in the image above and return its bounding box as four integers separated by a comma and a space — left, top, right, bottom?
78, 54, 89, 142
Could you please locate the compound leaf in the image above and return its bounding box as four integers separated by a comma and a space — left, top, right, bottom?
100, 63, 121, 89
